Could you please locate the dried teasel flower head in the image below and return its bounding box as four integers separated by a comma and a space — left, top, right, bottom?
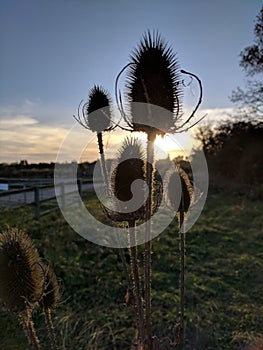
105, 137, 146, 223
112, 137, 146, 202
84, 85, 112, 133
165, 165, 193, 214
0, 227, 44, 313
42, 265, 60, 310
126, 30, 182, 137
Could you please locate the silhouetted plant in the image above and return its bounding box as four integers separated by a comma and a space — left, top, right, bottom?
114, 31, 203, 348
41, 265, 60, 350
112, 138, 146, 215
106, 138, 146, 345
125, 31, 183, 347
0, 227, 61, 350
74, 85, 112, 188
73, 30, 203, 349
126, 30, 182, 137
165, 165, 193, 346
74, 86, 147, 346
0, 227, 44, 350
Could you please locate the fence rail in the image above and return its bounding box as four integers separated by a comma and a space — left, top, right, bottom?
0, 178, 94, 220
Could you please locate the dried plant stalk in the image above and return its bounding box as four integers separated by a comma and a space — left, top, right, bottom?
20, 308, 41, 350
165, 165, 193, 347
42, 266, 60, 350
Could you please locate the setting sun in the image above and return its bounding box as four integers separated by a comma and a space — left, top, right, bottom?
135, 133, 196, 160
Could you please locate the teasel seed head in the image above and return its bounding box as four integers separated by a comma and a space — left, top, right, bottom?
112, 137, 145, 202
85, 85, 111, 133
126, 30, 182, 136
42, 266, 60, 310
104, 138, 146, 223
0, 227, 44, 313
165, 165, 193, 213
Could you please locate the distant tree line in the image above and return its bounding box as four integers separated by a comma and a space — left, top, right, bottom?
0, 161, 55, 178
0, 161, 96, 178
195, 120, 263, 188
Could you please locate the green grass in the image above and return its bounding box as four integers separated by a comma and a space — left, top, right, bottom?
0, 190, 262, 349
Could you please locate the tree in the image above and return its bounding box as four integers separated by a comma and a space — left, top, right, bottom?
240, 7, 263, 75
195, 121, 263, 186
231, 6, 263, 120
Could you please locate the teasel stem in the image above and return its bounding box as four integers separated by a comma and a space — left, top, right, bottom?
179, 203, 185, 347
20, 308, 41, 350
40, 265, 60, 350
115, 231, 133, 304
165, 165, 192, 347
97, 131, 110, 189
128, 220, 145, 343
43, 307, 58, 350
144, 132, 156, 346
119, 244, 132, 291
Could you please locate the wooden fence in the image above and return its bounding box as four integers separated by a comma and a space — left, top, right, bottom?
0, 179, 93, 220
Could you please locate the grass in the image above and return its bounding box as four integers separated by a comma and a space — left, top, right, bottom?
0, 190, 262, 349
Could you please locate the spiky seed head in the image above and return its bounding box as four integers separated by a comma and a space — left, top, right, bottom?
165, 166, 193, 213
108, 138, 146, 222
0, 228, 44, 313
42, 266, 60, 310
126, 30, 182, 136
85, 85, 111, 133
112, 138, 145, 202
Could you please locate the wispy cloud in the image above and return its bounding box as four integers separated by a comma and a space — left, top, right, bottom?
0, 118, 67, 163
0, 100, 81, 163
0, 102, 239, 164
0, 116, 39, 129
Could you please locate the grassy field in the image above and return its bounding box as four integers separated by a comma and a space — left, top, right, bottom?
0, 189, 262, 349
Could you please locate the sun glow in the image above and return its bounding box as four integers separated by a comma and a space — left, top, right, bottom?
77, 129, 196, 164
155, 135, 183, 159
155, 132, 197, 160
155, 135, 179, 151
134, 133, 191, 160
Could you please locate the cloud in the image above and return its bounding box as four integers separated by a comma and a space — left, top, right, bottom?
0, 122, 65, 163
0, 100, 82, 163
0, 102, 240, 164
0, 98, 75, 126
0, 113, 106, 164
0, 116, 39, 129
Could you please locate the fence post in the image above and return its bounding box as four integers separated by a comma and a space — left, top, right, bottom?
77, 178, 82, 207
61, 182, 65, 210
34, 187, 40, 220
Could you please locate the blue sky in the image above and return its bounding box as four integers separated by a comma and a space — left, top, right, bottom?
0, 0, 262, 163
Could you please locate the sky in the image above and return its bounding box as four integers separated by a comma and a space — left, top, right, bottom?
0, 0, 262, 164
